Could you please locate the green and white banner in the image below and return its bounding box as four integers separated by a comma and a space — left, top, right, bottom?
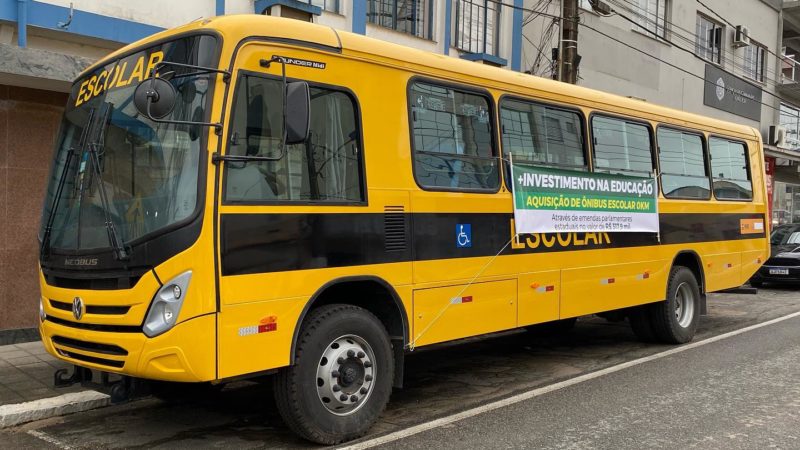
510, 162, 659, 234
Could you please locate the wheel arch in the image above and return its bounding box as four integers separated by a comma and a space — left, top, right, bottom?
290, 276, 409, 386
671, 250, 706, 294
671, 250, 707, 315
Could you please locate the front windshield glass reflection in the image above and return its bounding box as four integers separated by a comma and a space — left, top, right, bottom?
40, 35, 218, 252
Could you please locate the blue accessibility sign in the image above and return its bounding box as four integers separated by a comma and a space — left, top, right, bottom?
456, 224, 472, 248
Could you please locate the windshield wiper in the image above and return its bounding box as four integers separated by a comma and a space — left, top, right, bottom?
40, 108, 96, 261
88, 103, 129, 261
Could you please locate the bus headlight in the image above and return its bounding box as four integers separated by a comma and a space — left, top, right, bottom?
143, 271, 192, 338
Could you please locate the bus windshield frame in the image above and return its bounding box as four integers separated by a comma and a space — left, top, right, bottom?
39, 33, 221, 264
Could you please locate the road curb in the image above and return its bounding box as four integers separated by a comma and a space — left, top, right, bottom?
0, 391, 110, 428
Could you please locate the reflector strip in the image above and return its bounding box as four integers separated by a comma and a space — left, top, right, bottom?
601, 278, 615, 285
450, 296, 474, 304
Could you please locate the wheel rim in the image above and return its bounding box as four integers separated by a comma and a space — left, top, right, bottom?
316, 334, 376, 416
674, 282, 695, 328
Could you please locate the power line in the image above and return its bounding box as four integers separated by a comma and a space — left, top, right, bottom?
607, 0, 784, 85
485, 0, 785, 112
596, 2, 789, 111
579, 20, 782, 114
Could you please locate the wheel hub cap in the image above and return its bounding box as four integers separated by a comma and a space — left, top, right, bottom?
674, 282, 695, 328
316, 335, 375, 416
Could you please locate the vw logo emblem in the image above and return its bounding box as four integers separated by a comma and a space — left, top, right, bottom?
72, 297, 84, 321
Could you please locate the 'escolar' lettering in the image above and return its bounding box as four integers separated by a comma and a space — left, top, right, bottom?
510, 219, 611, 250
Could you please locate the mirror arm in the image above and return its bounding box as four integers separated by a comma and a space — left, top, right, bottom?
144, 97, 223, 134
152, 61, 231, 83
212, 153, 285, 164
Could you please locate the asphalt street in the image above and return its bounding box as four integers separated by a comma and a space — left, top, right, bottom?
373, 314, 800, 450
3, 287, 800, 449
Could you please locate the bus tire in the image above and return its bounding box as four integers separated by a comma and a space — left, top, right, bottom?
628, 306, 656, 342
650, 266, 701, 344
274, 304, 394, 444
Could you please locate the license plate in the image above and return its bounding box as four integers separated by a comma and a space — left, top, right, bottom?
769, 268, 789, 275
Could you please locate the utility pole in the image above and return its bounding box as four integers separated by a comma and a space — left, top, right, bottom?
560, 0, 579, 83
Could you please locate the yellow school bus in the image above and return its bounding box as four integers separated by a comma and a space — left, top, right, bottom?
37, 15, 768, 443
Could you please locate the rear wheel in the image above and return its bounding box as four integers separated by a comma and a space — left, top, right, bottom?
274, 304, 394, 444
650, 266, 701, 344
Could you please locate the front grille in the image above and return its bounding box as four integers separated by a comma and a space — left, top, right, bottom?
46, 315, 141, 333
44, 274, 142, 290
52, 335, 128, 356
49, 299, 130, 315
766, 258, 800, 267
55, 349, 124, 368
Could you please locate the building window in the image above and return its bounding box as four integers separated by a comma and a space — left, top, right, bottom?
709, 137, 752, 200
696, 14, 723, 64
631, 0, 668, 39
367, 0, 431, 39
780, 103, 800, 150
310, 0, 339, 13
409, 81, 499, 191
591, 116, 653, 176
454, 0, 501, 55
656, 127, 709, 199
742, 43, 766, 83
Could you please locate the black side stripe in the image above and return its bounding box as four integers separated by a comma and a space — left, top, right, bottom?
220, 212, 765, 276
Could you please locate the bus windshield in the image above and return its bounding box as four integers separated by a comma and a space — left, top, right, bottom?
39, 34, 218, 254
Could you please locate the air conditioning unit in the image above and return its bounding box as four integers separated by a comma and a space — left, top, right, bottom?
769, 125, 787, 147
733, 25, 751, 48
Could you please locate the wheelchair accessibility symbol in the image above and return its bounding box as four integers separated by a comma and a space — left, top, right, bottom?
456, 224, 472, 248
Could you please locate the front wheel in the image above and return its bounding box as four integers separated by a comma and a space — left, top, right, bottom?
274, 304, 394, 444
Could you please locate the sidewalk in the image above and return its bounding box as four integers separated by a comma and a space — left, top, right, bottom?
0, 341, 110, 427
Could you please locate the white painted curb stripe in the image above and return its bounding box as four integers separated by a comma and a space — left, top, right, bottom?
0, 390, 109, 428
27, 429, 74, 450
340, 310, 800, 450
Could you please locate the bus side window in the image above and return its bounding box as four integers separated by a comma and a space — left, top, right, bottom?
656, 127, 710, 199
499, 98, 586, 172
709, 137, 753, 200
224, 73, 365, 203
591, 115, 653, 177
409, 81, 499, 191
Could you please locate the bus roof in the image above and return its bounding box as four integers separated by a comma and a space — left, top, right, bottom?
86, 14, 760, 140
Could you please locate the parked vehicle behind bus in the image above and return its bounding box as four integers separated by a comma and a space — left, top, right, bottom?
37, 16, 769, 444
750, 223, 800, 287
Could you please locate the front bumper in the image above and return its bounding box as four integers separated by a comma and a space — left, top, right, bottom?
39, 312, 216, 382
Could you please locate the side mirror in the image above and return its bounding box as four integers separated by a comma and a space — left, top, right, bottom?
133, 78, 177, 119
285, 81, 310, 145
